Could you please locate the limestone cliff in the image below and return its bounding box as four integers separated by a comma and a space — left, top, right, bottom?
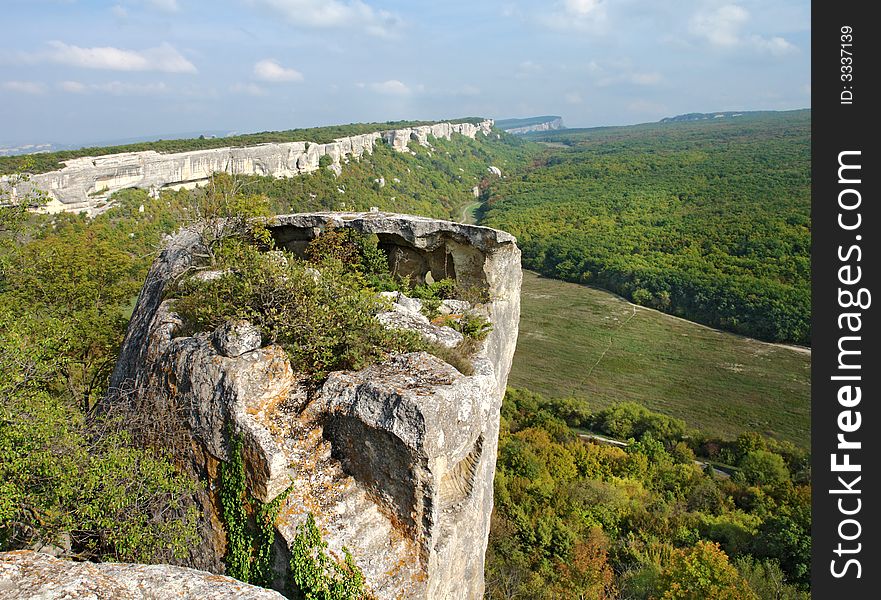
1, 121, 493, 215
0, 551, 285, 599
498, 116, 564, 135
105, 212, 521, 599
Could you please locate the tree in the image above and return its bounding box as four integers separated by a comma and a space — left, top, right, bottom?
655, 541, 756, 600
736, 450, 790, 487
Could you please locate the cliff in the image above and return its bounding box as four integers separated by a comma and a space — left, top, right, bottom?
495, 116, 564, 135
104, 212, 521, 599
1, 120, 493, 215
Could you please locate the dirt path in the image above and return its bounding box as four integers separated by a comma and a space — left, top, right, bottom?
458, 200, 481, 225
526, 271, 811, 357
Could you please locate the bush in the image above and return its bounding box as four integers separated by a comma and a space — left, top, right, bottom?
289, 513, 365, 600
172, 241, 422, 381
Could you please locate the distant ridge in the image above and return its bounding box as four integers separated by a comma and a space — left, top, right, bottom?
495, 116, 564, 134
658, 110, 806, 122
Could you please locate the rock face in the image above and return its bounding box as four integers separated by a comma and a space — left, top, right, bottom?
500, 116, 564, 135
106, 212, 521, 599
0, 551, 285, 599
1, 120, 494, 215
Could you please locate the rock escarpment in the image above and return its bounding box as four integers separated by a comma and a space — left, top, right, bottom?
106, 212, 521, 599
1, 120, 493, 215
0, 551, 285, 599
499, 116, 564, 135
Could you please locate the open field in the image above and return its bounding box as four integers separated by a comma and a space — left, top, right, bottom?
509, 270, 811, 446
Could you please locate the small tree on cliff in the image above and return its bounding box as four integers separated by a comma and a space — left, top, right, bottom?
183, 173, 271, 266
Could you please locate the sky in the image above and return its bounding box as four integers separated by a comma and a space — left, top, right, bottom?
0, 0, 810, 146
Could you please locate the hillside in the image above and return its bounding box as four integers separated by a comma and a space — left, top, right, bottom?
511, 270, 810, 446
484, 110, 811, 344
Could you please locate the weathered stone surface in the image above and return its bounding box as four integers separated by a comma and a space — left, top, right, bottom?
0, 551, 285, 600
501, 116, 565, 135
105, 212, 520, 599
377, 296, 464, 349
212, 320, 262, 358
2, 121, 493, 215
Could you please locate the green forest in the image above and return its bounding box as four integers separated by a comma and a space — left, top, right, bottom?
486, 389, 810, 599
481, 110, 811, 344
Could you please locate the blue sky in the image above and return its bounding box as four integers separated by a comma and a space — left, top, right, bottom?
0, 0, 810, 145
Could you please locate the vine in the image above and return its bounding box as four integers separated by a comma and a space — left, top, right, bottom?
218, 430, 286, 589
290, 513, 365, 600
219, 432, 251, 582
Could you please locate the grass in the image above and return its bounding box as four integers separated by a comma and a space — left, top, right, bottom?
509, 270, 811, 447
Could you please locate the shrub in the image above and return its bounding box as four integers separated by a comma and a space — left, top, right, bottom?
172, 241, 422, 381
289, 513, 365, 600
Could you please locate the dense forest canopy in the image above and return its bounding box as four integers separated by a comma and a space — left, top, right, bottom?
483, 110, 811, 344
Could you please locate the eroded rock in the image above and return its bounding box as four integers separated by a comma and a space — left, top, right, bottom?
0, 551, 285, 600
105, 212, 520, 599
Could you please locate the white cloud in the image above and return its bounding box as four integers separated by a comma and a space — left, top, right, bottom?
111, 4, 128, 18
749, 35, 797, 56
589, 59, 663, 88
58, 80, 87, 93
368, 79, 414, 95
147, 0, 180, 12
515, 60, 543, 79
58, 80, 169, 95
42, 41, 196, 73
253, 59, 304, 83
97, 81, 169, 95
230, 82, 268, 96
540, 0, 607, 32
563, 0, 601, 17
690, 5, 797, 55
2, 80, 46, 94
690, 4, 749, 47
564, 92, 583, 104
249, 0, 401, 36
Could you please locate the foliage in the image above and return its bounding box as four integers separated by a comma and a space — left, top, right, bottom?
218, 431, 286, 588
0, 335, 200, 562
485, 387, 811, 599
483, 111, 811, 343
452, 312, 493, 341
588, 402, 687, 446
243, 130, 538, 221
735, 556, 810, 600
172, 241, 422, 381
735, 450, 791, 486
654, 541, 756, 600
219, 433, 252, 582
289, 513, 365, 600
0, 182, 201, 563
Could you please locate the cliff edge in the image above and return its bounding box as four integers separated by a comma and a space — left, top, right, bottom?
104, 212, 521, 599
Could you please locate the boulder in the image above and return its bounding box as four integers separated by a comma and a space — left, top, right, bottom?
0, 551, 285, 600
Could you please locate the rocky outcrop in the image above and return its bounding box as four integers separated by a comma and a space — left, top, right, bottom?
0, 121, 494, 215
106, 212, 521, 599
0, 551, 285, 599
500, 116, 564, 135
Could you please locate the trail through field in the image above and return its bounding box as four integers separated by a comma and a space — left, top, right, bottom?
510, 270, 811, 446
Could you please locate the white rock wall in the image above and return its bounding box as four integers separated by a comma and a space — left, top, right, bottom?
1, 120, 494, 215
